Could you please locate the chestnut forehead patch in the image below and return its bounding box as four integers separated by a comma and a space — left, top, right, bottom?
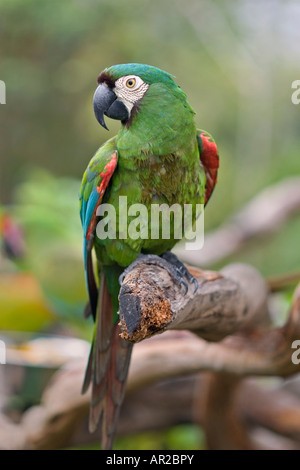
97, 71, 115, 88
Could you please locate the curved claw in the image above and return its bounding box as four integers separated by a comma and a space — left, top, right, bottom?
118, 272, 126, 286
191, 277, 198, 294
180, 278, 189, 295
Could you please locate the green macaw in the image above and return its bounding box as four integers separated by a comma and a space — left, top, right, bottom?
79, 63, 219, 449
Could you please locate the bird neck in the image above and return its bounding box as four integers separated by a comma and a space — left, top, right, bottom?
116, 83, 196, 159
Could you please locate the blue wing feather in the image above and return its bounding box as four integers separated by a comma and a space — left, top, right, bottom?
83, 188, 100, 237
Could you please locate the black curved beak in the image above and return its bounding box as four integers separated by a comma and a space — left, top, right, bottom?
93, 84, 129, 130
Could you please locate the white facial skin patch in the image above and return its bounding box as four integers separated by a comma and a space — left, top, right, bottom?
114, 75, 149, 113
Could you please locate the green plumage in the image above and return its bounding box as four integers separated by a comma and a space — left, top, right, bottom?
81, 65, 205, 289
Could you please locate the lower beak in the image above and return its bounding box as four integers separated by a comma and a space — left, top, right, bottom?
93, 84, 129, 130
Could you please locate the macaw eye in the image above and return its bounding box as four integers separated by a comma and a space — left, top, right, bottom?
126, 78, 136, 88
114, 75, 149, 103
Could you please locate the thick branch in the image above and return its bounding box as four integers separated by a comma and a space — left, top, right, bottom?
119, 262, 269, 343
118, 262, 300, 383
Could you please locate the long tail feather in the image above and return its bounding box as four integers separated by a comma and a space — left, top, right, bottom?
86, 242, 98, 319
82, 273, 133, 449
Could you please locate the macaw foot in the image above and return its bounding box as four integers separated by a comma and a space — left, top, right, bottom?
161, 250, 198, 294
119, 251, 198, 294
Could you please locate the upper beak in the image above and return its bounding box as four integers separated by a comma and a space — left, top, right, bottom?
93, 84, 129, 130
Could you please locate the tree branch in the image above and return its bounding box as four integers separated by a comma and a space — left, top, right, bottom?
118, 261, 300, 383
119, 262, 270, 343
1, 260, 299, 449
2, 357, 300, 450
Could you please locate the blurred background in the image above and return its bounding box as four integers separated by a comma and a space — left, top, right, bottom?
0, 0, 300, 450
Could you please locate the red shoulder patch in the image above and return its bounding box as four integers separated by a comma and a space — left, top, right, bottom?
97, 151, 118, 197
86, 151, 118, 241
199, 132, 219, 206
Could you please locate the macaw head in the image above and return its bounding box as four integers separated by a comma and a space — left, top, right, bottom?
93, 63, 181, 130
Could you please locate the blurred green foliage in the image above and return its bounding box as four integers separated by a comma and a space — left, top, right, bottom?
117, 425, 205, 450
0, 170, 89, 334
0, 0, 300, 450
14, 171, 88, 319
75, 425, 205, 450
